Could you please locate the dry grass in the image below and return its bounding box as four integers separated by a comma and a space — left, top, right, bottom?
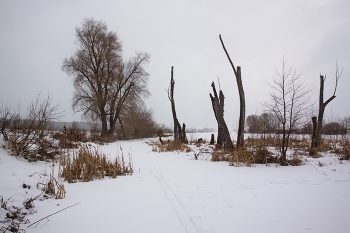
308, 148, 322, 158
334, 147, 350, 160
60, 145, 133, 183
211, 148, 230, 162
246, 135, 279, 148
229, 148, 255, 167
148, 140, 192, 153
288, 150, 303, 166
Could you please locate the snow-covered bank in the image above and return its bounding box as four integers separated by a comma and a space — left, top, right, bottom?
1, 138, 350, 233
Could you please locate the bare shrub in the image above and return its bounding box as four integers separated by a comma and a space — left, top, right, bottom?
253, 145, 276, 164
66, 121, 87, 142
5, 94, 62, 161
0, 102, 13, 141
89, 123, 101, 142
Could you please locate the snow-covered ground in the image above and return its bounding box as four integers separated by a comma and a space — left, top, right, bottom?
1, 134, 350, 233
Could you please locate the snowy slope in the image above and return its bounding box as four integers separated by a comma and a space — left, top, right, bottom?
1, 137, 350, 233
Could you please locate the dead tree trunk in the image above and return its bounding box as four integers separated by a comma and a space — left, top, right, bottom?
167, 66, 187, 144
209, 82, 234, 150
219, 34, 245, 148
182, 123, 188, 144
311, 70, 340, 148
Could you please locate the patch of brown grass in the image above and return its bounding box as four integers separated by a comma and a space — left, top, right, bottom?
288, 150, 303, 166
229, 148, 254, 167
211, 148, 230, 162
60, 145, 133, 183
308, 148, 322, 158
334, 147, 350, 160
147, 140, 192, 153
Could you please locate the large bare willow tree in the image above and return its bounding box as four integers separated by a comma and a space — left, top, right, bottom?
62, 18, 150, 138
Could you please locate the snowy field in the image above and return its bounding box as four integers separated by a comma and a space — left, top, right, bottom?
1, 133, 350, 233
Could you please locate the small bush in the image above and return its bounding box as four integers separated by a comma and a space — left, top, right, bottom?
253, 145, 276, 164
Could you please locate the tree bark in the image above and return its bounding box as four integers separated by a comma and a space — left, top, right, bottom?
209, 82, 234, 150
311, 75, 337, 148
100, 109, 108, 138
168, 66, 187, 144
219, 34, 245, 148
210, 134, 215, 145
182, 123, 188, 144
118, 116, 127, 139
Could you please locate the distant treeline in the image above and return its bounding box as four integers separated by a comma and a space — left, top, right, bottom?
245, 113, 349, 135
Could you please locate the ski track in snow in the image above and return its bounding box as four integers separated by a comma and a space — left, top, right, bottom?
140, 156, 201, 233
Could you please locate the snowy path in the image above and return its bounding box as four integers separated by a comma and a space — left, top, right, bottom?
1, 138, 350, 232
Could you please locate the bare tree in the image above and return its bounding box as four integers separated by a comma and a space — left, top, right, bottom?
311, 64, 341, 148
167, 66, 187, 144
264, 58, 312, 165
209, 82, 234, 150
62, 18, 150, 138
219, 34, 245, 148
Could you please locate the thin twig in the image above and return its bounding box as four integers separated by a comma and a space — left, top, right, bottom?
27, 202, 81, 228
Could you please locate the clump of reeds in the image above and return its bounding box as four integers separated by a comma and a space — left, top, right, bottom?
60, 145, 133, 183
229, 148, 254, 167
148, 140, 192, 153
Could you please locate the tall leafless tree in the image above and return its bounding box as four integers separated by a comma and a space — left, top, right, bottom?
264, 58, 312, 165
209, 82, 234, 150
62, 18, 150, 138
167, 66, 187, 144
311, 64, 341, 148
219, 35, 245, 148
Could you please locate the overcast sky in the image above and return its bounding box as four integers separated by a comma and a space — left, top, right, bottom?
1, 0, 349, 130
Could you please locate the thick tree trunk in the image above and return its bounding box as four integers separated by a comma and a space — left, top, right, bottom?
209, 82, 234, 150
181, 123, 188, 144
219, 34, 245, 148
311, 116, 317, 146
100, 110, 108, 138
311, 75, 336, 148
210, 134, 215, 145
236, 66, 245, 148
